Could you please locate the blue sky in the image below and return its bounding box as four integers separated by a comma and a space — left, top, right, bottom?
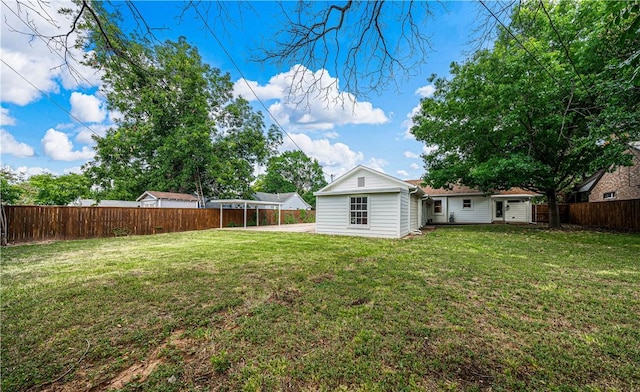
1, 1, 484, 182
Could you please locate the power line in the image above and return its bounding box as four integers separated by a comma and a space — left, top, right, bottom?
1, 58, 102, 138
192, 4, 305, 153
479, 0, 563, 86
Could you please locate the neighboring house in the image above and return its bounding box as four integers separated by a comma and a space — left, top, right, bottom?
254, 192, 312, 210
406, 182, 539, 225
69, 199, 141, 207
314, 165, 425, 238
573, 143, 640, 202
136, 191, 199, 208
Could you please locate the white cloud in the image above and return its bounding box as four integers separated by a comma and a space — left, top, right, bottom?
41, 128, 94, 161
1, 107, 16, 126
367, 158, 388, 173
8, 165, 54, 178
401, 103, 422, 140
282, 132, 364, 178
70, 92, 107, 123
0, 129, 35, 157
423, 144, 438, 155
1, 2, 101, 106
75, 123, 111, 145
410, 163, 420, 170
63, 166, 84, 174
235, 65, 388, 131
397, 170, 409, 178
323, 131, 339, 139
415, 85, 436, 98
404, 151, 420, 159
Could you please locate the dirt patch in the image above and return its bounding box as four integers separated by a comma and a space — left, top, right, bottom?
310, 273, 335, 284
105, 329, 187, 390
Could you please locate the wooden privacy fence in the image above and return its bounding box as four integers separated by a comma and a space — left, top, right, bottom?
3, 206, 315, 244
532, 199, 640, 231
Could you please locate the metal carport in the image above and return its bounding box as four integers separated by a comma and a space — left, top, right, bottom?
208, 199, 283, 228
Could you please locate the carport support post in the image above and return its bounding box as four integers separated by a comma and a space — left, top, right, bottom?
219, 204, 223, 228
243, 202, 247, 228
256, 205, 259, 226
278, 205, 281, 226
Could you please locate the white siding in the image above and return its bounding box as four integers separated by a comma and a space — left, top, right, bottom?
283, 194, 310, 210
448, 196, 491, 223
316, 193, 401, 238
409, 193, 419, 231
399, 191, 409, 237
430, 197, 448, 223
160, 199, 198, 208
505, 199, 529, 222
324, 168, 404, 193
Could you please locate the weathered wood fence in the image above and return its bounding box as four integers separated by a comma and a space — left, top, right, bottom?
532, 199, 640, 231
3, 206, 315, 244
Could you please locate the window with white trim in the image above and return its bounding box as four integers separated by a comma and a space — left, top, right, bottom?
462, 199, 472, 209
433, 200, 443, 214
603, 191, 616, 200
349, 196, 368, 225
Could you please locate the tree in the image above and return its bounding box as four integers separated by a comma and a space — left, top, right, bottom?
0, 170, 23, 205
26, 173, 92, 205
412, 0, 640, 228
83, 35, 281, 200
255, 150, 327, 207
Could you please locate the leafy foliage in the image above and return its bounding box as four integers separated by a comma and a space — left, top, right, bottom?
254, 150, 327, 207
81, 9, 281, 200
0, 170, 23, 205
25, 173, 91, 206
412, 0, 640, 227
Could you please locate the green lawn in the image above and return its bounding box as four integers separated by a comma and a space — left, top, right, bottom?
2, 226, 639, 391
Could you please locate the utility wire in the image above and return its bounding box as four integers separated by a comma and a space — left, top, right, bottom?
1, 59, 102, 138
1, 0, 110, 103
479, 0, 563, 86
192, 4, 304, 153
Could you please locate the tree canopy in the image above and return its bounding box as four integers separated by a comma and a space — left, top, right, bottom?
82, 31, 281, 200
254, 150, 327, 207
412, 0, 640, 227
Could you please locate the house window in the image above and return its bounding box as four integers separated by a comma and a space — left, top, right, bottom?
603, 191, 616, 200
349, 196, 368, 225
462, 199, 472, 209
357, 176, 365, 187
433, 200, 443, 214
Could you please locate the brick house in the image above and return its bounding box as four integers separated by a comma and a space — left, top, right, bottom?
573, 143, 640, 202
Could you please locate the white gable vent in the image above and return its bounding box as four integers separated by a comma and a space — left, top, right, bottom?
357, 176, 365, 187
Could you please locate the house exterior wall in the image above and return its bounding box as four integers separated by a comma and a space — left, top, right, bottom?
400, 190, 409, 236
589, 149, 640, 202
316, 192, 401, 238
409, 193, 419, 231
139, 197, 198, 208
282, 194, 311, 210
429, 197, 448, 224
323, 170, 395, 193
447, 196, 492, 223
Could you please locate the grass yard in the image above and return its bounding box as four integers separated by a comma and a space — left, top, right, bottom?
1, 225, 639, 391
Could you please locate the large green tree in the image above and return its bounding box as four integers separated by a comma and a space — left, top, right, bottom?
254, 150, 327, 207
24, 173, 92, 206
81, 7, 281, 200
0, 170, 23, 205
412, 0, 639, 227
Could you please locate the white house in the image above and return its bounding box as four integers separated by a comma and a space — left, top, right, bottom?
136, 191, 199, 208
408, 182, 538, 225
254, 192, 312, 210
69, 199, 141, 207
314, 166, 425, 238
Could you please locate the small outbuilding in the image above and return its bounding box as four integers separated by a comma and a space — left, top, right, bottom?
254, 192, 312, 210
136, 191, 199, 208
314, 165, 424, 238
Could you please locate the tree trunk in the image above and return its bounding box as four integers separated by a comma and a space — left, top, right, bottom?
546, 190, 561, 229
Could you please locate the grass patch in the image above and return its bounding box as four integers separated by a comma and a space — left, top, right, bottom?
2, 225, 639, 390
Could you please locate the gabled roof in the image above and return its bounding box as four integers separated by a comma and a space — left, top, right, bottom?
254, 192, 312, 208
574, 170, 606, 193
406, 180, 539, 197
254, 192, 296, 203
316, 165, 423, 196
136, 191, 198, 202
